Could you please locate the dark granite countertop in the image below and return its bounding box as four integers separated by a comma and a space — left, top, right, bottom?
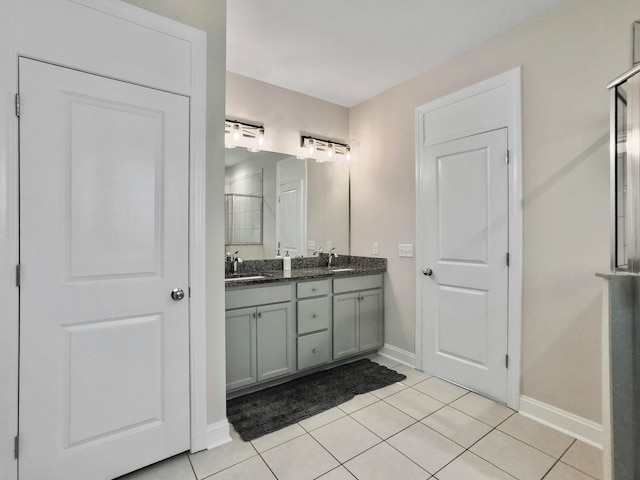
224, 255, 387, 288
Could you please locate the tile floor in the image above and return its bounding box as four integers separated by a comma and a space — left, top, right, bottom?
120, 355, 603, 480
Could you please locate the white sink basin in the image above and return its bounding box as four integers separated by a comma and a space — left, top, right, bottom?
329, 268, 355, 273
224, 275, 265, 282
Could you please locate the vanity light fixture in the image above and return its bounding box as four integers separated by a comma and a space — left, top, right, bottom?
300, 135, 351, 163
225, 119, 266, 152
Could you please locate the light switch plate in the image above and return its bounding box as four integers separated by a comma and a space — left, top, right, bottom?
399, 244, 414, 257
307, 240, 316, 251
372, 242, 379, 255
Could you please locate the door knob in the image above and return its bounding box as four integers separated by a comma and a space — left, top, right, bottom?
171, 288, 185, 301
422, 268, 433, 276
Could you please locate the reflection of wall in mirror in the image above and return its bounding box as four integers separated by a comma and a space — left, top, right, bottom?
307, 160, 349, 256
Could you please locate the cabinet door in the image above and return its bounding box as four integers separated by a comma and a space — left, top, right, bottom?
333, 292, 360, 360
225, 307, 257, 390
257, 302, 294, 381
359, 289, 383, 352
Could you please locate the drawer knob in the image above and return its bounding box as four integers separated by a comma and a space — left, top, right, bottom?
312, 314, 318, 318
312, 288, 318, 292
312, 348, 318, 353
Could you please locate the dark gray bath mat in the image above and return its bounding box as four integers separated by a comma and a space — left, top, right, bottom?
227, 358, 406, 441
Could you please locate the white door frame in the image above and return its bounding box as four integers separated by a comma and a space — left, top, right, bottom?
415, 68, 523, 409
0, 3, 210, 478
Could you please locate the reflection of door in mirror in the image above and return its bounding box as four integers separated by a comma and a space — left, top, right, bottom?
277, 157, 307, 257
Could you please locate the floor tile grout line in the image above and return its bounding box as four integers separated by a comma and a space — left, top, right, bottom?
184, 451, 198, 480
256, 449, 281, 480
553, 439, 602, 480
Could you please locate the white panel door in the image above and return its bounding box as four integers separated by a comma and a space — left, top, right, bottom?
420, 128, 509, 403
276, 157, 306, 257
18, 58, 190, 480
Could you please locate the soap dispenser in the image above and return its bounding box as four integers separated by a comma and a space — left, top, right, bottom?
283, 250, 291, 271
275, 249, 282, 259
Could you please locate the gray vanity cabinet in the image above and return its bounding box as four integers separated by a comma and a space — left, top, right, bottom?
256, 302, 294, 381
225, 307, 257, 390
225, 284, 295, 391
333, 274, 383, 360
296, 280, 331, 370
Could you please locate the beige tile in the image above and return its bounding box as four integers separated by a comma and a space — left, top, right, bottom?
436, 451, 517, 480
387, 423, 464, 474
261, 434, 339, 480
546, 462, 597, 480
351, 401, 416, 439
392, 364, 432, 386
118, 453, 196, 480
561, 441, 603, 479
370, 381, 407, 399
412, 377, 468, 404
316, 466, 357, 480
470, 430, 556, 480
344, 442, 430, 480
498, 413, 574, 458
337, 392, 379, 414
189, 429, 257, 479
209, 456, 276, 480
421, 405, 492, 448
311, 416, 381, 463
384, 388, 445, 420
367, 354, 402, 369
449, 392, 514, 426
299, 406, 346, 432
250, 423, 306, 453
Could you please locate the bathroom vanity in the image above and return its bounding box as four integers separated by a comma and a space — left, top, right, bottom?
224, 256, 386, 394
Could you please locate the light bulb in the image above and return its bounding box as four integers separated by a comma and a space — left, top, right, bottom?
233, 124, 241, 142
327, 143, 334, 159
308, 139, 315, 155
345, 146, 351, 162
257, 128, 265, 146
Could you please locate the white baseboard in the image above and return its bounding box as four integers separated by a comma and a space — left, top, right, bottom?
519, 396, 603, 449
378, 344, 415, 367
205, 419, 231, 450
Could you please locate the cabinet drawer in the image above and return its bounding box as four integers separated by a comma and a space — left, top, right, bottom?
333, 274, 383, 294
226, 284, 293, 310
297, 279, 329, 298
297, 297, 330, 334
297, 331, 330, 370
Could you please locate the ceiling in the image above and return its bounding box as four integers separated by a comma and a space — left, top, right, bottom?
227, 0, 567, 107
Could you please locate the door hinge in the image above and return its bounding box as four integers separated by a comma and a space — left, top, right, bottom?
15, 264, 21, 288
15, 94, 20, 118
14, 435, 19, 459
506, 252, 510, 267
505, 150, 510, 164
505, 354, 509, 369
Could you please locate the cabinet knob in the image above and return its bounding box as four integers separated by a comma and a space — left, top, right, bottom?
312, 348, 318, 353
312, 313, 318, 318
312, 288, 318, 292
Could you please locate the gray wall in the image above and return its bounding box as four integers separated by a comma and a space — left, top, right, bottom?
349, 0, 640, 423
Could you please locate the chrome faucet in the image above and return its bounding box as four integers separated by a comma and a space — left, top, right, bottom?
312, 247, 323, 256
328, 248, 338, 267
232, 251, 243, 273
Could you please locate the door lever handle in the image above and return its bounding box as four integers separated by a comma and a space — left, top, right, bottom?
422, 268, 433, 276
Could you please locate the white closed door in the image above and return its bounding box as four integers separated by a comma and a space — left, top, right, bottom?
420, 128, 509, 403
277, 157, 306, 257
18, 58, 190, 480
